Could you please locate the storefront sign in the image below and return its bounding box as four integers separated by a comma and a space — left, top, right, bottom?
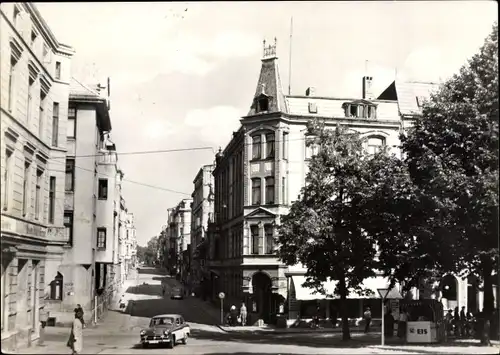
390, 299, 400, 320
407, 321, 437, 343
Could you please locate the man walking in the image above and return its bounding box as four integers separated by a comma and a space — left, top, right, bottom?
363, 307, 372, 333
240, 302, 247, 326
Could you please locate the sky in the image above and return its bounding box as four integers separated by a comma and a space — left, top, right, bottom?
35, 1, 497, 246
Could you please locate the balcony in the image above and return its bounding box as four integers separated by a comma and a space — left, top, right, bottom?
97, 151, 118, 165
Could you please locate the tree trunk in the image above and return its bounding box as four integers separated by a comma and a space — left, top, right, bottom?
482, 259, 494, 317
338, 276, 351, 341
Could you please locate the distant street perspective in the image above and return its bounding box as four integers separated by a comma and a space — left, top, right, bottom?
1, 2, 499, 355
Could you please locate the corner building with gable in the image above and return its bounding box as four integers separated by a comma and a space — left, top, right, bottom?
208, 39, 424, 325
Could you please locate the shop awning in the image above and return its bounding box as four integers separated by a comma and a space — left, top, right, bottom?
291, 275, 402, 301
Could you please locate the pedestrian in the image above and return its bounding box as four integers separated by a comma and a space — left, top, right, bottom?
229, 305, 238, 326
67, 309, 84, 354
459, 306, 466, 337
240, 302, 247, 326
482, 316, 492, 346
74, 304, 85, 328
363, 307, 372, 333
38, 305, 49, 345
384, 307, 395, 338
397, 307, 408, 339
445, 309, 454, 338
453, 307, 460, 336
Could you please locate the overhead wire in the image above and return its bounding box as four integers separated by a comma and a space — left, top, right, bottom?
48, 160, 192, 196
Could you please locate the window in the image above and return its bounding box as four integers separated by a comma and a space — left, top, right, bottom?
97, 227, 106, 248
251, 225, 259, 255
251, 178, 261, 205
67, 107, 76, 138
42, 44, 49, 59
266, 133, 275, 158
252, 135, 261, 160
39, 91, 46, 138
55, 61, 61, 80
35, 170, 43, 220
305, 136, 319, 159
8, 56, 17, 111
49, 176, 56, 223
22, 161, 30, 216
52, 102, 59, 146
30, 29, 37, 47
367, 136, 385, 155
49, 273, 63, 301
258, 98, 269, 112
308, 102, 318, 114
282, 176, 287, 205
27, 78, 34, 123
265, 225, 274, 254
3, 150, 12, 211
345, 103, 376, 119
265, 177, 275, 204
349, 105, 358, 117
98, 179, 108, 199
282, 132, 289, 160
65, 159, 75, 191
64, 212, 74, 245
13, 6, 20, 28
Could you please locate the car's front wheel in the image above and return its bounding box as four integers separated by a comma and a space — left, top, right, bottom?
167, 335, 175, 349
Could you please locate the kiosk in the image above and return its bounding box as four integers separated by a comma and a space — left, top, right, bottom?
402, 299, 444, 344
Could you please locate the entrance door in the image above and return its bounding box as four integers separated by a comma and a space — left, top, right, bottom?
252, 272, 272, 323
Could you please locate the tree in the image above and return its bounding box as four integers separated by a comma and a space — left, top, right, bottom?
401, 22, 499, 315
277, 121, 381, 341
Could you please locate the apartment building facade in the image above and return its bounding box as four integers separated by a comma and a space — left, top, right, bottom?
44, 77, 113, 326
164, 200, 192, 281
208, 39, 421, 324
190, 165, 215, 296
1, 3, 74, 350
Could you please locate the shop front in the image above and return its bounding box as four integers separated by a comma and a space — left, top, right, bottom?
286, 274, 402, 326
402, 299, 445, 343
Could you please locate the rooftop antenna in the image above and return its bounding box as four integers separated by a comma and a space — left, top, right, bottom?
288, 16, 293, 95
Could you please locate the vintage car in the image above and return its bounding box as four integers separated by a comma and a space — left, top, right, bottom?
171, 287, 184, 300
139, 314, 190, 348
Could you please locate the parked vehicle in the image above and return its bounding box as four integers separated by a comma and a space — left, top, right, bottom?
139, 314, 190, 348
171, 287, 184, 300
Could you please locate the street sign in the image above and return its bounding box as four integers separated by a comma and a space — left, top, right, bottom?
219, 292, 225, 299
377, 288, 390, 299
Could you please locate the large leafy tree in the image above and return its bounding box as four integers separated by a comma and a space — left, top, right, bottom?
401, 22, 499, 315
277, 121, 381, 341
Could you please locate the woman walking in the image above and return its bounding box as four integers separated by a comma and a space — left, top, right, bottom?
67, 309, 84, 354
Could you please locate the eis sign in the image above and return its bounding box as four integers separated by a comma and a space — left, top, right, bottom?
409, 327, 428, 335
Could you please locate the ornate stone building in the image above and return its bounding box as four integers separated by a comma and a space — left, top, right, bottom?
1, 2, 75, 350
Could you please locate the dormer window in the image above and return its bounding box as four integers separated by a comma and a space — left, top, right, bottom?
30, 29, 38, 47
308, 102, 318, 114
343, 100, 377, 119
258, 97, 269, 112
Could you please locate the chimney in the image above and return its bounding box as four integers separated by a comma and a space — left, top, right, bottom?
305, 87, 315, 96
362, 76, 374, 100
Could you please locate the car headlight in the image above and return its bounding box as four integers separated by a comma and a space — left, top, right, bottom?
140, 330, 146, 336
164, 330, 170, 335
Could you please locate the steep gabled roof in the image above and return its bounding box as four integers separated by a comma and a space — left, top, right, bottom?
377, 80, 441, 117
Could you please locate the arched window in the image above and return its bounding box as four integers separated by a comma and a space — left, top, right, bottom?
366, 136, 385, 154
252, 135, 261, 160
49, 272, 63, 300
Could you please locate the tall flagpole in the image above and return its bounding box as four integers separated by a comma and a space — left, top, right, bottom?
288, 16, 293, 95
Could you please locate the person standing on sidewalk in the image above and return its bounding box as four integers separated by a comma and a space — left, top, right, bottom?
240, 302, 247, 326
363, 307, 372, 333
67, 309, 84, 354
38, 305, 49, 346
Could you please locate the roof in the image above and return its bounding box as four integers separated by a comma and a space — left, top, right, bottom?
285, 96, 399, 120
395, 80, 440, 117
69, 77, 100, 98
377, 80, 441, 117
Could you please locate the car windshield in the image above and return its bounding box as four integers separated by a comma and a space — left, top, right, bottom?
150, 317, 174, 326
